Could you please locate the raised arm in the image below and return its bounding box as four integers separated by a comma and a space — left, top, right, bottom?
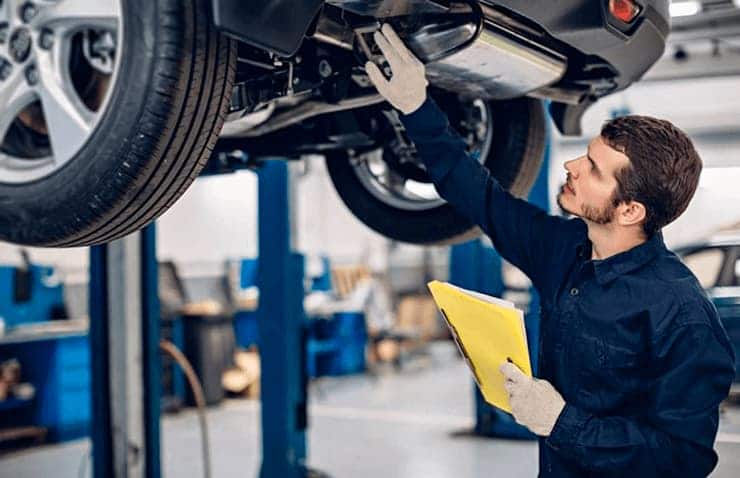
366, 24, 583, 290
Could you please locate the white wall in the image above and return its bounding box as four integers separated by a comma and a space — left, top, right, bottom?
156, 171, 258, 276
557, 76, 740, 139
160, 156, 393, 272
294, 156, 391, 270
0, 244, 88, 283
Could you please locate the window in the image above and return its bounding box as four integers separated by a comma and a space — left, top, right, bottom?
682, 248, 725, 289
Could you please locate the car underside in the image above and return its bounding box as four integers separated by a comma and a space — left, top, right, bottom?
215, 0, 669, 145
0, 0, 669, 247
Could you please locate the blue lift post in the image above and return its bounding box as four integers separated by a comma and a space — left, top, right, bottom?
257, 160, 309, 478
89, 224, 161, 478
449, 129, 551, 439
86, 155, 309, 477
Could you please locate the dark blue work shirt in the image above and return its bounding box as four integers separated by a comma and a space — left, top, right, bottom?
400, 98, 736, 477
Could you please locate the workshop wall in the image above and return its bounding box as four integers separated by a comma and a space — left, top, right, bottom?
293, 155, 390, 269
156, 171, 258, 278
154, 155, 392, 277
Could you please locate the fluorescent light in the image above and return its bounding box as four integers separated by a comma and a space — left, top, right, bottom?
670, 1, 702, 17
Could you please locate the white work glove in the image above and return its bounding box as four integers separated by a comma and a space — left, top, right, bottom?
499, 361, 566, 437
365, 24, 428, 115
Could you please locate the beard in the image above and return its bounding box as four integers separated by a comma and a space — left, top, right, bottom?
581, 203, 616, 224
557, 184, 616, 225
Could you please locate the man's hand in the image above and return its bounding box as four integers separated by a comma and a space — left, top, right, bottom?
500, 361, 566, 437
365, 24, 428, 115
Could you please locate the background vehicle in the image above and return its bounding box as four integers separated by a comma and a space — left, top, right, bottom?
678, 233, 740, 389
0, 0, 670, 246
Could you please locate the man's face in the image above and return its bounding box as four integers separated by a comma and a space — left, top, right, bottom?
557, 136, 631, 225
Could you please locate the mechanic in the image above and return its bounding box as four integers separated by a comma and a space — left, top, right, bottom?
365, 24, 736, 477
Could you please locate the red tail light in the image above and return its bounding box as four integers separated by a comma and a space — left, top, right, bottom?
609, 0, 642, 23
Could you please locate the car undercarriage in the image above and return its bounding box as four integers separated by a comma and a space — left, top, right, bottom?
0, 0, 669, 246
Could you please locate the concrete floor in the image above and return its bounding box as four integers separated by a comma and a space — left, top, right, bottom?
2, 342, 740, 477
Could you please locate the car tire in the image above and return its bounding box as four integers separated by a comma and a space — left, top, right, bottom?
0, 0, 236, 246
326, 96, 546, 245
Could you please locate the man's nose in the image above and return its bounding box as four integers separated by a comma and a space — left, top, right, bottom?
564, 158, 578, 177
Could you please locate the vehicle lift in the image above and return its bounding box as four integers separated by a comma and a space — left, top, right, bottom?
89, 158, 312, 477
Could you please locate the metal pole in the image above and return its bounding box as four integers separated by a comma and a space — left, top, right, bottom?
141, 226, 161, 478
90, 244, 113, 478
257, 160, 308, 478
90, 224, 161, 478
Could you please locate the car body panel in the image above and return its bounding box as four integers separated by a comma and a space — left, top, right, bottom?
678, 240, 740, 382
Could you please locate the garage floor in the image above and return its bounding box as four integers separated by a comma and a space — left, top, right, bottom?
2, 342, 739, 477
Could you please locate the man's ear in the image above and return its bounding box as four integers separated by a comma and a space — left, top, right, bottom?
617, 200, 646, 227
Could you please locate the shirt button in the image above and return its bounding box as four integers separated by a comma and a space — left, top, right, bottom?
570, 288, 579, 296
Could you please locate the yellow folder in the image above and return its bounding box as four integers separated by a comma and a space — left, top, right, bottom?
427, 280, 532, 413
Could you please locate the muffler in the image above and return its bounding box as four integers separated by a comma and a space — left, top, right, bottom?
329, 0, 567, 100
407, 6, 567, 99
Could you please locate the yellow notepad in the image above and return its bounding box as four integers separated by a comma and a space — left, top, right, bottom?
427, 280, 532, 413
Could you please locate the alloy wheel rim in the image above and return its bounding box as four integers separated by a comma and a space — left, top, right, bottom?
352, 99, 493, 212
0, 0, 122, 184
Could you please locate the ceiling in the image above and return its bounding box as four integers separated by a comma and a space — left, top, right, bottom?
642, 0, 740, 80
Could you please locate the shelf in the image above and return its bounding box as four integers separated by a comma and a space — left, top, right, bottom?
0, 320, 88, 346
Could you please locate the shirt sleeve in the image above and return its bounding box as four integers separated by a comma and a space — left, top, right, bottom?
400, 97, 583, 291
545, 319, 736, 476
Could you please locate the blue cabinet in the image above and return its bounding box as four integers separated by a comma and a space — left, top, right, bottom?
0, 333, 91, 442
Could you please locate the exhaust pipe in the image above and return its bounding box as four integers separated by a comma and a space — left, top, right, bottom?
330, 0, 568, 100
407, 6, 567, 100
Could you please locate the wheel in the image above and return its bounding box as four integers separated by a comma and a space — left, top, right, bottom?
0, 0, 236, 246
326, 95, 546, 245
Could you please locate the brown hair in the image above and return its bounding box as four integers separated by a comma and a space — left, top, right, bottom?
600, 115, 702, 237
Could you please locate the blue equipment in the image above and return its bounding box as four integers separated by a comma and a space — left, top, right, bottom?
0, 260, 87, 443
233, 257, 260, 348
306, 311, 367, 378
0, 263, 64, 328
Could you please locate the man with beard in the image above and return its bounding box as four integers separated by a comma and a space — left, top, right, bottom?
365, 24, 736, 477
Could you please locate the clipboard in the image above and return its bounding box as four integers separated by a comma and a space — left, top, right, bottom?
440, 308, 484, 388
428, 280, 532, 413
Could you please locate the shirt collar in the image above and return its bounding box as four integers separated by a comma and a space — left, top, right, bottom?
576, 232, 666, 286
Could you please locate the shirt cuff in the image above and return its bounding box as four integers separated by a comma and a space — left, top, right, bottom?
546, 402, 590, 451
399, 97, 445, 133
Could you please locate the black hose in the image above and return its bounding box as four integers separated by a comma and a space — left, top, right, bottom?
159, 340, 212, 478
